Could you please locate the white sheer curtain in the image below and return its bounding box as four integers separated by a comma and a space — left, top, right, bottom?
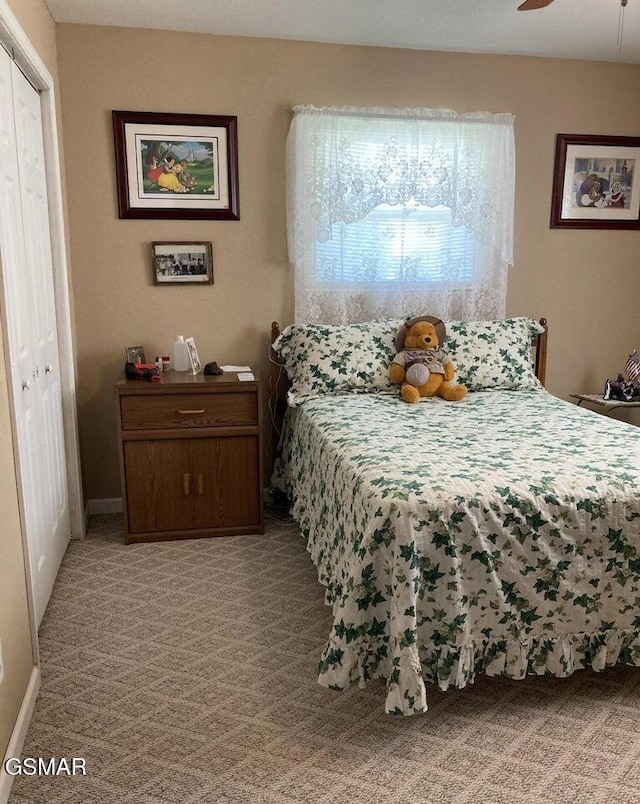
286, 105, 515, 324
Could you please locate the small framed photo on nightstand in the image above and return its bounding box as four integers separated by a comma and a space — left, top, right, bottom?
185, 337, 202, 375
125, 345, 145, 364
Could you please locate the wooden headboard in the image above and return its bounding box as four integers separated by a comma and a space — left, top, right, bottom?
268, 320, 292, 457
534, 317, 548, 387
269, 317, 548, 455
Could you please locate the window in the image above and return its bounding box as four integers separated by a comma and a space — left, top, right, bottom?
286, 106, 515, 324
316, 204, 478, 286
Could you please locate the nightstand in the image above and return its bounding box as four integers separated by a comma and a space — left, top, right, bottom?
115, 372, 264, 544
570, 393, 640, 415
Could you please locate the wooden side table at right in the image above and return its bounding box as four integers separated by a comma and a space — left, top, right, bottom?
570, 393, 640, 416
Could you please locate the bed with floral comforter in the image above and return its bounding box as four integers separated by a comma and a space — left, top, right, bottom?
271, 318, 640, 715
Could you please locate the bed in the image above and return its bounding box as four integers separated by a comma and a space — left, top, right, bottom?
269, 317, 640, 715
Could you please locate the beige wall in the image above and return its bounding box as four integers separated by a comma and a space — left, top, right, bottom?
0, 0, 58, 761
55, 24, 640, 501
7, 0, 58, 72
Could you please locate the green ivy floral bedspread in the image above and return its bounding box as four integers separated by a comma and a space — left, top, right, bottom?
271, 389, 640, 715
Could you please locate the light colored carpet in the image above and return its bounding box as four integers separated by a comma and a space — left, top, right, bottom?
8, 509, 640, 804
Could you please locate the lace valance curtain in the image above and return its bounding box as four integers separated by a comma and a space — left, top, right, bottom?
286, 105, 515, 324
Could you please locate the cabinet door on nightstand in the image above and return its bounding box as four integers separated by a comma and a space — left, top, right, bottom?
124, 439, 195, 533
191, 436, 260, 529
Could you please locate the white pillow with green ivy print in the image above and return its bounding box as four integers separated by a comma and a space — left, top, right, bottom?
445, 317, 544, 391
273, 319, 403, 405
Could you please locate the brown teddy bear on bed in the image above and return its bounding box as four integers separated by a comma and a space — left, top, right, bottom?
390, 316, 467, 404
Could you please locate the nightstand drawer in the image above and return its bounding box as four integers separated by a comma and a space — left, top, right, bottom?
120, 392, 258, 430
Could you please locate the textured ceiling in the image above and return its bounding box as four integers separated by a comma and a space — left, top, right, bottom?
44, 0, 640, 64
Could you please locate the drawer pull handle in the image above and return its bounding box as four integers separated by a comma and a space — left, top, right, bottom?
196, 473, 205, 495
177, 408, 205, 414
182, 473, 192, 496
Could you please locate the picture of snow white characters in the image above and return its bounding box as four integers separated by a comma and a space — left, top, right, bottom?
113, 111, 239, 220
138, 137, 219, 198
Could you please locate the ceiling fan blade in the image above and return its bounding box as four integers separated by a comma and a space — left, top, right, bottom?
518, 0, 555, 10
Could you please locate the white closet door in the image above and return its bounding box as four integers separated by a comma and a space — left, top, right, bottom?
0, 47, 70, 625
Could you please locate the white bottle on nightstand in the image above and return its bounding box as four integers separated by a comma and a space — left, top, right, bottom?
172, 335, 189, 372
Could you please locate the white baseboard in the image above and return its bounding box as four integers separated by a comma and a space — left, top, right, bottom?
84, 498, 123, 530
0, 666, 40, 804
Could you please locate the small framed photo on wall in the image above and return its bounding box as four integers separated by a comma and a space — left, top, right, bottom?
152, 241, 213, 285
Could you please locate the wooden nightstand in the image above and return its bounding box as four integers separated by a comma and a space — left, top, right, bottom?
115, 372, 263, 544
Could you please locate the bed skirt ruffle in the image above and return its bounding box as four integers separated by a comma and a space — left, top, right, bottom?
317, 627, 640, 716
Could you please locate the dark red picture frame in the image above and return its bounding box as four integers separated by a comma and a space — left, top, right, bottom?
550, 133, 640, 230
113, 110, 239, 221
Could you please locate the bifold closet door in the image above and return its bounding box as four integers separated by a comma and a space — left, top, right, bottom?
0, 47, 70, 625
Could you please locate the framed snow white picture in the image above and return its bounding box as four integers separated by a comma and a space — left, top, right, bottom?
550, 133, 640, 229
112, 110, 239, 220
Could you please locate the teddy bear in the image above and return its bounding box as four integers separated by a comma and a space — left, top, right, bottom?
390, 316, 467, 404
